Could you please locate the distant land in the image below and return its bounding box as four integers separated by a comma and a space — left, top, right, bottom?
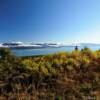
0, 42, 100, 49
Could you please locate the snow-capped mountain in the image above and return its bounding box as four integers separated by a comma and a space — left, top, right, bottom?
0, 42, 100, 49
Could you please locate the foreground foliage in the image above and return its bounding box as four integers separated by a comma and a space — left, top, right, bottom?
0, 48, 100, 100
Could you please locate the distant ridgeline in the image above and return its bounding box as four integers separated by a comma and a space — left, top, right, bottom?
0, 42, 61, 49
1, 42, 100, 49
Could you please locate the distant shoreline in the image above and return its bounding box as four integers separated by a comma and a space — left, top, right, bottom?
0, 46, 76, 49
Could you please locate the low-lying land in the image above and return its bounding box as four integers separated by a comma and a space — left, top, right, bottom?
0, 48, 100, 100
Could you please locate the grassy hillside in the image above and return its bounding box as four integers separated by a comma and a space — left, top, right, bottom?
0, 48, 100, 100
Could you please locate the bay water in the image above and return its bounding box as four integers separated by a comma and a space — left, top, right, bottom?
11, 46, 100, 57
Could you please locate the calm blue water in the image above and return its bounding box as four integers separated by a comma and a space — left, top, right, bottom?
11, 46, 100, 57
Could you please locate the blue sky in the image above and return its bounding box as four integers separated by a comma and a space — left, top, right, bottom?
0, 0, 100, 43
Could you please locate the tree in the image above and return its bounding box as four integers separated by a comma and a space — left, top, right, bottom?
0, 48, 12, 60
75, 46, 78, 50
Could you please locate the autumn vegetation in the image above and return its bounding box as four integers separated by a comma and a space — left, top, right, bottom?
0, 48, 100, 100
